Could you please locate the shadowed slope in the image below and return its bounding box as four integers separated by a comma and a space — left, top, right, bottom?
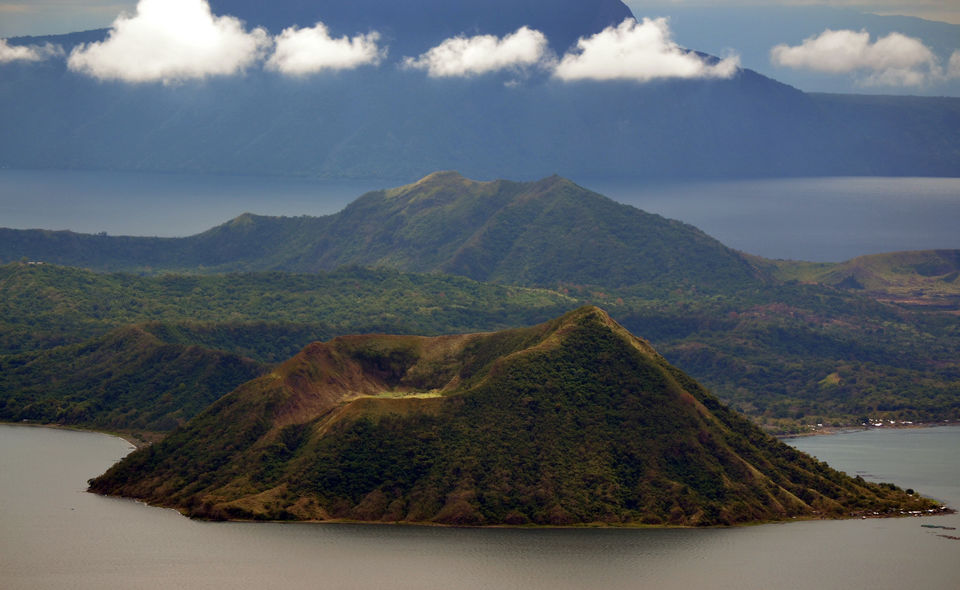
0, 325, 266, 431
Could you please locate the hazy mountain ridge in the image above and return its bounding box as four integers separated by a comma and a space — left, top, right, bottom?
88, 306, 943, 525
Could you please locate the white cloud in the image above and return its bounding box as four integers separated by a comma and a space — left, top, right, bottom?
770, 29, 953, 86
624, 1, 960, 26
0, 39, 63, 62
553, 17, 740, 82
266, 22, 384, 75
403, 26, 551, 77
67, 0, 269, 83
949, 50, 960, 78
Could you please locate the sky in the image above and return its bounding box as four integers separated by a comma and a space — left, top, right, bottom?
0, 0, 957, 36
1, 0, 958, 94
628, 1, 960, 25
0, 1, 747, 84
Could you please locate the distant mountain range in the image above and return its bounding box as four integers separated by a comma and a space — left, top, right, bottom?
89, 306, 943, 525
1, 0, 957, 179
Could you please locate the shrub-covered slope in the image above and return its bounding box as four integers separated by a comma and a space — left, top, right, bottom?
770, 249, 960, 310
0, 325, 266, 431
89, 307, 941, 526
0, 262, 574, 357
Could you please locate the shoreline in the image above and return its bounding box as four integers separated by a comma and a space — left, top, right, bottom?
96, 492, 956, 530
3, 421, 954, 529
776, 421, 960, 440
0, 420, 163, 449
7, 418, 958, 447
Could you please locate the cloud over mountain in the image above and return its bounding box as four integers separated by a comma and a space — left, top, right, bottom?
49, 3, 740, 86
0, 39, 63, 63
266, 22, 385, 75
67, 0, 269, 83
553, 18, 739, 82
770, 29, 956, 87
403, 27, 550, 77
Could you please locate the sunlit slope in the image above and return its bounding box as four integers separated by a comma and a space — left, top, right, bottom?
90, 307, 943, 526
771, 249, 960, 308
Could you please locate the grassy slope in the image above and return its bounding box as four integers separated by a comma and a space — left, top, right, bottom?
769, 250, 960, 309
89, 307, 943, 526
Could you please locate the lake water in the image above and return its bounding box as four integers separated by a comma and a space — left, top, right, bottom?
1, 169, 958, 262
589, 176, 960, 262
1, 424, 958, 589
0, 169, 396, 238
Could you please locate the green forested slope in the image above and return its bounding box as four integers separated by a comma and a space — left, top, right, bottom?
603, 284, 960, 429
0, 325, 266, 431
769, 249, 960, 309
0, 263, 573, 357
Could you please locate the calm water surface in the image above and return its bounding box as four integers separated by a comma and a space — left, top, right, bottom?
1, 424, 958, 589
580, 176, 960, 262
0, 169, 398, 237
2, 170, 958, 261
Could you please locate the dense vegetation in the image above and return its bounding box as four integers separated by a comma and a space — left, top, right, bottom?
0, 325, 266, 432
597, 283, 960, 431
0, 263, 575, 433
3, 260, 959, 433
90, 308, 943, 526
0, 262, 573, 357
